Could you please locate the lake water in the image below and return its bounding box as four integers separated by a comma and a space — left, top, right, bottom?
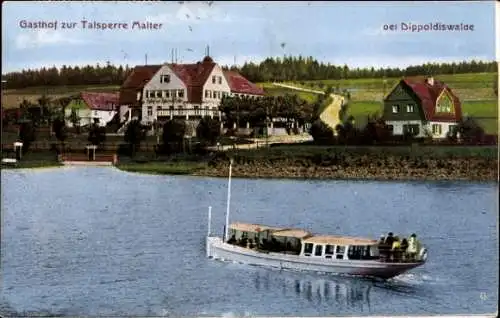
1, 167, 498, 316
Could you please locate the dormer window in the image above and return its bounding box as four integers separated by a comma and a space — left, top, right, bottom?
392, 105, 400, 113
160, 75, 170, 83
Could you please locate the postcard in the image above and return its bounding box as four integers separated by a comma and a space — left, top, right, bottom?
1, 1, 498, 317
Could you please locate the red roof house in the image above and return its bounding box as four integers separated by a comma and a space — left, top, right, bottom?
383, 76, 463, 138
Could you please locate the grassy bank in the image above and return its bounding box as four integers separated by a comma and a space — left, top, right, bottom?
115, 161, 207, 175
1, 151, 63, 170
112, 145, 497, 181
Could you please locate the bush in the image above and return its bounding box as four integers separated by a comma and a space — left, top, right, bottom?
117, 143, 133, 157
310, 119, 334, 145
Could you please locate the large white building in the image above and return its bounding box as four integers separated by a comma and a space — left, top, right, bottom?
119, 56, 265, 126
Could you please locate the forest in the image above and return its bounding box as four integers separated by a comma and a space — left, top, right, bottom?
2, 56, 497, 89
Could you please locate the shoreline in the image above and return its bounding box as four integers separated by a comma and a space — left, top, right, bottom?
3, 162, 496, 182
1, 162, 64, 170
114, 162, 498, 182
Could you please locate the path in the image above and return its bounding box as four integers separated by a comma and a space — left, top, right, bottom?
272, 82, 345, 133
207, 134, 313, 151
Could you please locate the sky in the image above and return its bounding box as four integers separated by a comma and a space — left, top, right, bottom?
1, 1, 496, 73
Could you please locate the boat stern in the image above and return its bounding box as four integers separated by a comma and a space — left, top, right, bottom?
206, 236, 222, 258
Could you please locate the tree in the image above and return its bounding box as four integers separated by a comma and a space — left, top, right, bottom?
88, 121, 106, 146
37, 94, 51, 125
124, 119, 146, 156
455, 117, 485, 144
52, 117, 68, 153
162, 119, 186, 152
18, 120, 36, 153
196, 117, 221, 145
310, 119, 334, 145
68, 108, 81, 133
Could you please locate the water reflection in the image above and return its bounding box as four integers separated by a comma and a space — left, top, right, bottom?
253, 270, 372, 311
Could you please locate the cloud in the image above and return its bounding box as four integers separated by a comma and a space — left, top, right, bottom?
15, 29, 86, 49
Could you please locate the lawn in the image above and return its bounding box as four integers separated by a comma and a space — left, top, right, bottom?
1, 150, 62, 169
1, 84, 120, 108
115, 161, 207, 175
257, 82, 319, 103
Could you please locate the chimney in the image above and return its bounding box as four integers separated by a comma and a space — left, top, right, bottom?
426, 76, 434, 86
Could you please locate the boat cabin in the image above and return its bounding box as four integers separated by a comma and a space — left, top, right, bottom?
269, 229, 312, 255
228, 222, 285, 248
300, 236, 379, 260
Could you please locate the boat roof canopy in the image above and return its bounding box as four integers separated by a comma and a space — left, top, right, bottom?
272, 229, 312, 239
302, 235, 378, 246
229, 222, 285, 233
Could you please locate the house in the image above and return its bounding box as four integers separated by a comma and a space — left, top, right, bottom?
118, 64, 162, 123
382, 76, 462, 138
119, 56, 264, 126
65, 92, 119, 127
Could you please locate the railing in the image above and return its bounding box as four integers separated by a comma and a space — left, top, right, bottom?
156, 108, 222, 117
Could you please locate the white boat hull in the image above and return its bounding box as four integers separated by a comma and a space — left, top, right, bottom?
206, 236, 424, 279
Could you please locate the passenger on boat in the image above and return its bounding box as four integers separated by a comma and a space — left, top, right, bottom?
407, 233, 419, 261
391, 236, 401, 262
248, 239, 255, 249
239, 237, 248, 247
228, 234, 237, 244
378, 235, 389, 261
384, 232, 394, 246
400, 238, 409, 261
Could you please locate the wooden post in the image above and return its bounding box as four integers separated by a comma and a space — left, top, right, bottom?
14, 142, 23, 160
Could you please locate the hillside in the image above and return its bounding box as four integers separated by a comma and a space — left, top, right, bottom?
2, 72, 496, 134
1, 85, 120, 109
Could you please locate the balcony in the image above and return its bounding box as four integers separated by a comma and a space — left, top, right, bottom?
156, 108, 221, 118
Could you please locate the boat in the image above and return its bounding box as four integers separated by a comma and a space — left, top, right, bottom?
205, 159, 428, 280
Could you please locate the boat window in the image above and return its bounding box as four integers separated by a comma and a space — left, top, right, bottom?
314, 245, 323, 256
304, 243, 313, 256
325, 245, 334, 255
336, 245, 345, 259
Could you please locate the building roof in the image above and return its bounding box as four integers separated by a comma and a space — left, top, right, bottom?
223, 71, 265, 96
400, 77, 462, 122
81, 92, 119, 111
272, 229, 312, 239
229, 222, 286, 233
119, 65, 162, 105
302, 235, 378, 246
118, 57, 263, 105
169, 58, 216, 103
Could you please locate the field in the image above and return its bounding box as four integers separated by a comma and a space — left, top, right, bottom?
1, 84, 120, 108
257, 82, 318, 103
280, 72, 497, 101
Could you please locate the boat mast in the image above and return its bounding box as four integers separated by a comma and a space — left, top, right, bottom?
224, 158, 233, 242
207, 206, 212, 237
